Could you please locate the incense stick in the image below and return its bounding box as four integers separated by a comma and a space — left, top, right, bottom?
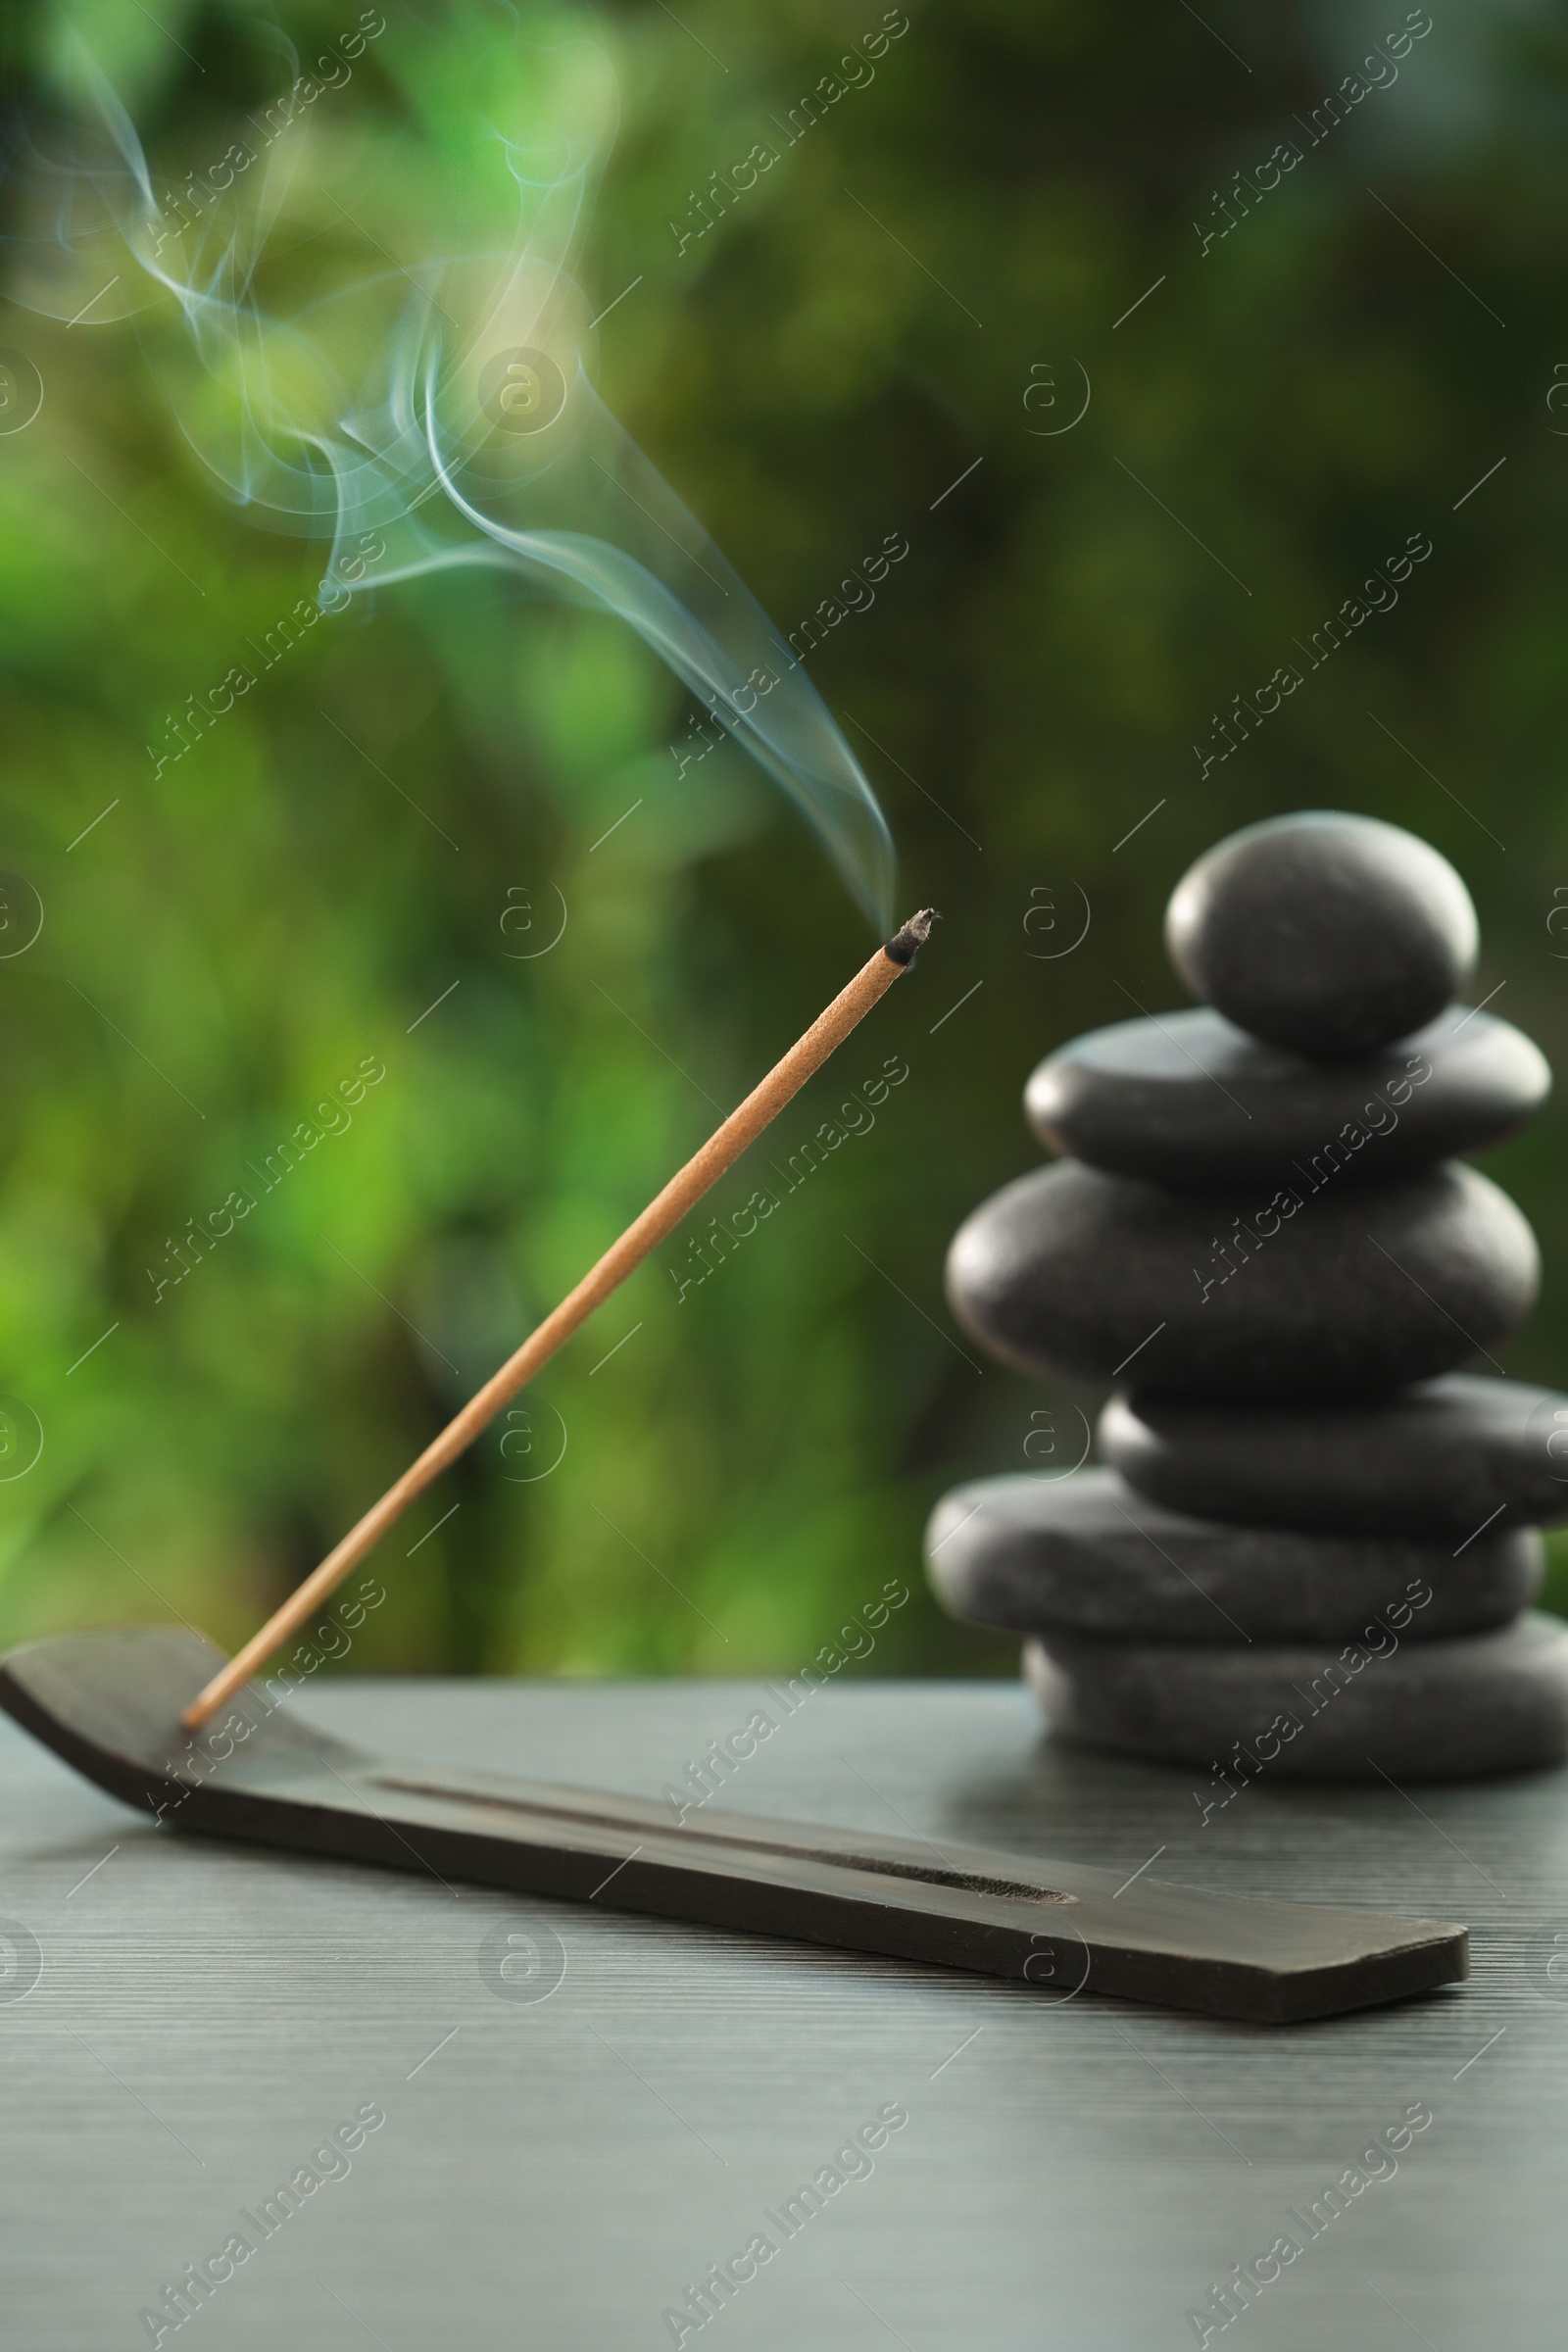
182, 910, 938, 1728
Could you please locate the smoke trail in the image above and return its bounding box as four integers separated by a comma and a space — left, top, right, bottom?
8, 12, 895, 924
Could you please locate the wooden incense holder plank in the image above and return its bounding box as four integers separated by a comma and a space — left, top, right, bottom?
0, 1629, 1467, 2025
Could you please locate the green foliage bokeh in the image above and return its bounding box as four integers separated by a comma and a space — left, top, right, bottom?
2, 0, 1566, 1681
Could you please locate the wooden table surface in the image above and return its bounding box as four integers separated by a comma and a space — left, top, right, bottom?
2, 1673, 1561, 2349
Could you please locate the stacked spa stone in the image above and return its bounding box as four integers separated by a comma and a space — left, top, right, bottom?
929, 811, 1568, 1779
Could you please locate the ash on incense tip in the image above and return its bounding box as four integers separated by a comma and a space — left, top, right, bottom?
885, 906, 941, 965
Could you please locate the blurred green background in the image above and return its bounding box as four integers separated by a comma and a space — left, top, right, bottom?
1, 0, 1565, 1686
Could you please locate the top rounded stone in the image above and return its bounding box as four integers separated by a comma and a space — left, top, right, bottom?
1164, 811, 1479, 1059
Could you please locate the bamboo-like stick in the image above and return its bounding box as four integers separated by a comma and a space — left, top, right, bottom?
182, 910, 937, 1728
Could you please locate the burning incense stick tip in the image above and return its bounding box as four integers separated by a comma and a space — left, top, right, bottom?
884, 906, 940, 966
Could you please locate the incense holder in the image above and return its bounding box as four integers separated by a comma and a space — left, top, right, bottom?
0, 1626, 1471, 2022
933, 810, 1568, 1780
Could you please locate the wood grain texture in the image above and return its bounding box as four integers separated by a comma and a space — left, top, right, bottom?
0, 1668, 1560, 2349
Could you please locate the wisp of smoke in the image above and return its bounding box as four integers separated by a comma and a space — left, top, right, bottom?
8, 11, 895, 923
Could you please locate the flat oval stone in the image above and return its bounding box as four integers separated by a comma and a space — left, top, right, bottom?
945, 1158, 1540, 1400
1101, 1375, 1568, 1536
1164, 811, 1478, 1059
926, 1469, 1542, 1643
1023, 1613, 1568, 1780
1023, 1006, 1547, 1189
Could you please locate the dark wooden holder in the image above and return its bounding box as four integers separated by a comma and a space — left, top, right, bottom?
0, 1627, 1467, 2025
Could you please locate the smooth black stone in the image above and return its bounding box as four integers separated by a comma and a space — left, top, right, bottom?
1101, 1375, 1568, 1536
1164, 811, 1478, 1060
946, 1158, 1539, 1400
925, 1468, 1543, 1643
1023, 1006, 1547, 1189
1023, 1613, 1568, 1781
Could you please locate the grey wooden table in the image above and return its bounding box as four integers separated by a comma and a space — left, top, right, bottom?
2, 1674, 1562, 2350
